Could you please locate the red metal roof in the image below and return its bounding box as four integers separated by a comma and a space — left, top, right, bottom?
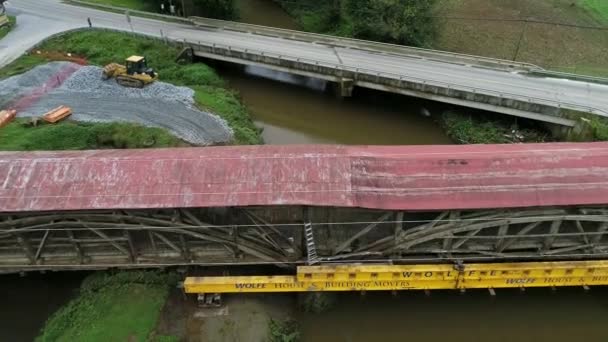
1, 143, 608, 212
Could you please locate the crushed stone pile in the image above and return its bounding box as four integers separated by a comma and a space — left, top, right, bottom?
0, 62, 233, 145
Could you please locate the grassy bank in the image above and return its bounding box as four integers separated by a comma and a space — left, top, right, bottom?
0, 15, 16, 41
439, 111, 551, 144
1, 29, 261, 144
37, 271, 178, 342
432, 0, 608, 77
0, 119, 186, 150
584, 0, 608, 22
83, 0, 155, 11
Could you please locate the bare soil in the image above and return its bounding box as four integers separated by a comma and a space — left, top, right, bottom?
155, 291, 294, 342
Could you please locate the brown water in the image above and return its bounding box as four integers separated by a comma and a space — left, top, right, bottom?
298, 289, 608, 342
218, 65, 453, 145
227, 0, 452, 145
0, 272, 85, 341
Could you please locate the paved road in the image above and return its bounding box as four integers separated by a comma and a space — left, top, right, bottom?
4, 0, 608, 115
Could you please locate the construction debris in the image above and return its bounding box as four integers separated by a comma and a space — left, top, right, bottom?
0, 109, 16, 128
42, 105, 72, 123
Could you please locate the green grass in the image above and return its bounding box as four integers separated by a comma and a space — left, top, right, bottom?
0, 55, 49, 79
584, 0, 608, 22
77, 0, 153, 11
193, 85, 261, 146
439, 111, 549, 144
432, 0, 608, 78
0, 15, 16, 41
1, 29, 262, 145
0, 119, 186, 150
269, 319, 301, 342
37, 271, 177, 342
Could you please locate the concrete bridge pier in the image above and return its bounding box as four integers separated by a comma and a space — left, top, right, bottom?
332, 78, 354, 98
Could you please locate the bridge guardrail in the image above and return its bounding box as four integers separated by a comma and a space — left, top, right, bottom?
183, 39, 608, 121
63, 1, 607, 86
529, 70, 608, 86
189, 16, 544, 73
30, 25, 604, 123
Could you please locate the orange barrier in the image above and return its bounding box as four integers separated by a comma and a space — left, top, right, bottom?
0, 109, 17, 128
42, 106, 72, 123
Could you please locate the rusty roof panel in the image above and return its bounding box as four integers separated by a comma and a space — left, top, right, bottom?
1, 143, 608, 212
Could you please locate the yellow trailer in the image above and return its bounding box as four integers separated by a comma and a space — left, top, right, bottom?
184, 260, 608, 294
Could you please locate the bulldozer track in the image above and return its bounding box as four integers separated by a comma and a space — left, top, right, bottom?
115, 75, 145, 88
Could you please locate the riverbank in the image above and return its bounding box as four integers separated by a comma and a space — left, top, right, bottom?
37, 271, 178, 341
0, 119, 187, 150
0, 29, 261, 145
0, 15, 15, 41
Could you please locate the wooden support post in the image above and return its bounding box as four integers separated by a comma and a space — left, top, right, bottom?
442, 211, 459, 252
335, 212, 392, 254
179, 234, 191, 262
148, 231, 157, 253
497, 221, 541, 252
66, 230, 84, 264
16, 234, 36, 265
543, 220, 562, 253
152, 232, 182, 254
494, 224, 509, 251
394, 212, 404, 246
34, 229, 51, 262
124, 230, 137, 263
592, 222, 608, 244
89, 228, 130, 256
575, 221, 591, 245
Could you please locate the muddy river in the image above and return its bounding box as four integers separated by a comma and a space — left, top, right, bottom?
226, 0, 452, 145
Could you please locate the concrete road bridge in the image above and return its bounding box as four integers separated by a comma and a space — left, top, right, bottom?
2, 143, 608, 274
4, 0, 608, 129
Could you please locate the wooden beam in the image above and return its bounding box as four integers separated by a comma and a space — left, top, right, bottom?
355, 211, 449, 253
442, 211, 459, 252
152, 232, 182, 254
543, 220, 562, 252
89, 228, 130, 256
66, 230, 84, 264
244, 210, 300, 255
592, 222, 608, 244
497, 222, 541, 253
575, 221, 591, 245
179, 234, 191, 261
124, 230, 137, 263
452, 229, 482, 249
15, 234, 35, 264
494, 224, 509, 250
34, 229, 51, 262
335, 212, 392, 254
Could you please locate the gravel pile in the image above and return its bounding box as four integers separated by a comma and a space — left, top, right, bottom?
0, 62, 233, 145
0, 62, 75, 107
60, 66, 195, 104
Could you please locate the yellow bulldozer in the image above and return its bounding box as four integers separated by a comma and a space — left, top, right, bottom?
102, 55, 158, 88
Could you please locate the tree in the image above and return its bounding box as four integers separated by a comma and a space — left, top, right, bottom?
343, 0, 435, 47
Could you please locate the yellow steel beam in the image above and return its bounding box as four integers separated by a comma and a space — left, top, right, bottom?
183, 260, 608, 294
